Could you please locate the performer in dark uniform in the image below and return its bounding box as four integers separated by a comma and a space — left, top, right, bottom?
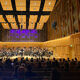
20, 49, 24, 57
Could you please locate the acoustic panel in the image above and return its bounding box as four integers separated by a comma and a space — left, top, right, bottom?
18, 15, 26, 23
11, 23, 18, 29
36, 23, 44, 30
6, 15, 16, 22
0, 15, 5, 22
28, 22, 35, 29
1, 23, 10, 29
39, 15, 49, 23
43, 0, 56, 11
29, 15, 38, 23
15, 0, 26, 11
30, 0, 41, 11
0, 0, 13, 10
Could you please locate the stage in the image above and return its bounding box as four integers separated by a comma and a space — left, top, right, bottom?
0, 55, 54, 61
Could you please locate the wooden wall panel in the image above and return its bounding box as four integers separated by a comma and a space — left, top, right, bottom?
47, 0, 80, 40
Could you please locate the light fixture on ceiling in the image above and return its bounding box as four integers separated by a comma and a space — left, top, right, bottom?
5, 1, 7, 5
34, 2, 36, 5
19, 2, 22, 5
49, 2, 51, 5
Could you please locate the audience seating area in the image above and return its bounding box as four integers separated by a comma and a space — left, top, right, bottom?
0, 57, 80, 80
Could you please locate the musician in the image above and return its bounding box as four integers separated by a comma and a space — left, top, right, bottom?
20, 48, 24, 57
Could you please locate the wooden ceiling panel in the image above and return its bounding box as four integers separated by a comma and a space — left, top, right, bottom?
29, 15, 38, 23
30, 0, 41, 11
0, 0, 13, 10
11, 23, 18, 29
36, 23, 44, 30
15, 0, 26, 6
30, 7, 40, 11
1, 23, 10, 29
39, 15, 49, 23
15, 0, 26, 11
43, 7, 54, 11
0, 15, 5, 22
28, 22, 35, 29
44, 0, 56, 7
18, 15, 26, 23
43, 0, 56, 11
6, 15, 16, 22
20, 23, 26, 29
16, 7, 26, 11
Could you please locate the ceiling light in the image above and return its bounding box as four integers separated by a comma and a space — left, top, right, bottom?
34, 2, 36, 5
49, 2, 51, 5
19, 2, 22, 5
5, 1, 7, 5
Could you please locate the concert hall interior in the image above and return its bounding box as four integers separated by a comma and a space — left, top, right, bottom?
0, 0, 80, 80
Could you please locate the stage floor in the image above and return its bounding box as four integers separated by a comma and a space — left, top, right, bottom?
0, 55, 54, 61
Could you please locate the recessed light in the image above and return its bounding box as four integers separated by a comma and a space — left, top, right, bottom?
5, 1, 7, 5
49, 2, 51, 5
34, 2, 36, 5
19, 2, 22, 5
